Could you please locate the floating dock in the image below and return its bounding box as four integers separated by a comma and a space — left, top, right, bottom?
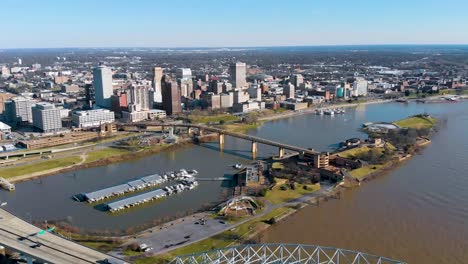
0, 177, 15, 191
80, 169, 197, 203
106, 181, 198, 213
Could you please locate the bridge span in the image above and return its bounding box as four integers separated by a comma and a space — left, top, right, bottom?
120, 122, 319, 158
0, 209, 126, 264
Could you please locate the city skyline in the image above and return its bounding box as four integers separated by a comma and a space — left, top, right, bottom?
1, 0, 468, 49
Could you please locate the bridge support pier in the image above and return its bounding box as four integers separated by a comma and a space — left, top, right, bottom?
278, 147, 285, 158
299, 151, 305, 160
188, 127, 193, 134
219, 133, 225, 151
251, 141, 258, 159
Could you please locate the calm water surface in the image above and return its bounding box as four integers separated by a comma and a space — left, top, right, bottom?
1, 101, 467, 263
262, 101, 468, 264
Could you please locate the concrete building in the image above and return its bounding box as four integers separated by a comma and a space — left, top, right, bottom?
203, 93, 221, 110
4, 97, 35, 125
353, 78, 368, 96
248, 83, 261, 101
290, 74, 304, 88
233, 101, 265, 113
229, 62, 247, 89
32, 102, 62, 133
161, 75, 181, 115
93, 65, 113, 108
110, 91, 129, 114
128, 85, 151, 112
179, 79, 193, 98
220, 93, 234, 108
152, 67, 163, 103
148, 109, 167, 120
71, 109, 115, 128
209, 79, 224, 94
222, 82, 233, 93
314, 152, 330, 169
61, 84, 80, 93
176, 68, 192, 80
233, 90, 250, 104
1, 66, 10, 78
284, 83, 295, 99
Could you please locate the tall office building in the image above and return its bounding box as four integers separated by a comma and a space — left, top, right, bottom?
32, 102, 62, 133
229, 62, 247, 89
290, 74, 304, 89
179, 79, 193, 98
128, 85, 151, 111
176, 68, 192, 80
4, 97, 35, 125
353, 78, 368, 96
152, 67, 163, 103
93, 65, 113, 108
161, 75, 181, 115
248, 83, 261, 101
284, 83, 295, 99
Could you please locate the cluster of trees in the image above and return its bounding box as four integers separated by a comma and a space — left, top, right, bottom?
385, 127, 429, 147
355, 147, 394, 164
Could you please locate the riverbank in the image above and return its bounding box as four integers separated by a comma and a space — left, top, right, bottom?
3, 140, 194, 184
258, 99, 393, 122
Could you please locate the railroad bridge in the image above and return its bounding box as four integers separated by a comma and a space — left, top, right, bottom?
119, 122, 318, 159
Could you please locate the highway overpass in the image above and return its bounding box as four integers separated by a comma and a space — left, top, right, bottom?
0, 209, 127, 264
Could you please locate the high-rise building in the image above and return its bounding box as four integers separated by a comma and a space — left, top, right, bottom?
4, 97, 36, 125
248, 83, 261, 101
32, 102, 62, 133
222, 82, 233, 93
353, 78, 368, 96
284, 83, 295, 99
161, 75, 181, 115
176, 68, 192, 80
290, 74, 304, 88
152, 67, 163, 103
233, 90, 250, 104
128, 85, 151, 111
229, 62, 247, 89
179, 79, 193, 98
93, 65, 113, 108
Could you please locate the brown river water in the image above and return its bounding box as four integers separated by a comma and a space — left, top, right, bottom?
261, 101, 468, 264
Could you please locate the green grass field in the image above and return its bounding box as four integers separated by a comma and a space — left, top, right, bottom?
0, 156, 81, 178
189, 114, 239, 124
84, 148, 130, 163
265, 178, 321, 204
394, 116, 437, 129
349, 165, 383, 180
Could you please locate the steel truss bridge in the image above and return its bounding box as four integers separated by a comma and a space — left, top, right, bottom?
170, 244, 406, 264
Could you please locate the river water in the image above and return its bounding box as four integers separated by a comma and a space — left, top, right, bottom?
1, 101, 467, 263
261, 101, 468, 264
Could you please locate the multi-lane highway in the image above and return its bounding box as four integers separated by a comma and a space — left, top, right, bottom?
0, 208, 126, 263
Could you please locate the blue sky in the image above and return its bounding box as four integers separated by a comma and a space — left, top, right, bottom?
1, 0, 468, 48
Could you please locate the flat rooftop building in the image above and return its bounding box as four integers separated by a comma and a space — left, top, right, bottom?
71, 109, 115, 128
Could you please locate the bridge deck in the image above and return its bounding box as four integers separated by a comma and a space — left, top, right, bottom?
0, 209, 124, 263
126, 122, 318, 155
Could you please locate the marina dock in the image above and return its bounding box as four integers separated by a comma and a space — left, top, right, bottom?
106, 181, 199, 213
79, 169, 198, 203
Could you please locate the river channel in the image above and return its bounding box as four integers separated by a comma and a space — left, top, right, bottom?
1, 101, 467, 263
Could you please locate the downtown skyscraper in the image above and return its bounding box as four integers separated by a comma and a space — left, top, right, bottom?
93, 65, 113, 108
